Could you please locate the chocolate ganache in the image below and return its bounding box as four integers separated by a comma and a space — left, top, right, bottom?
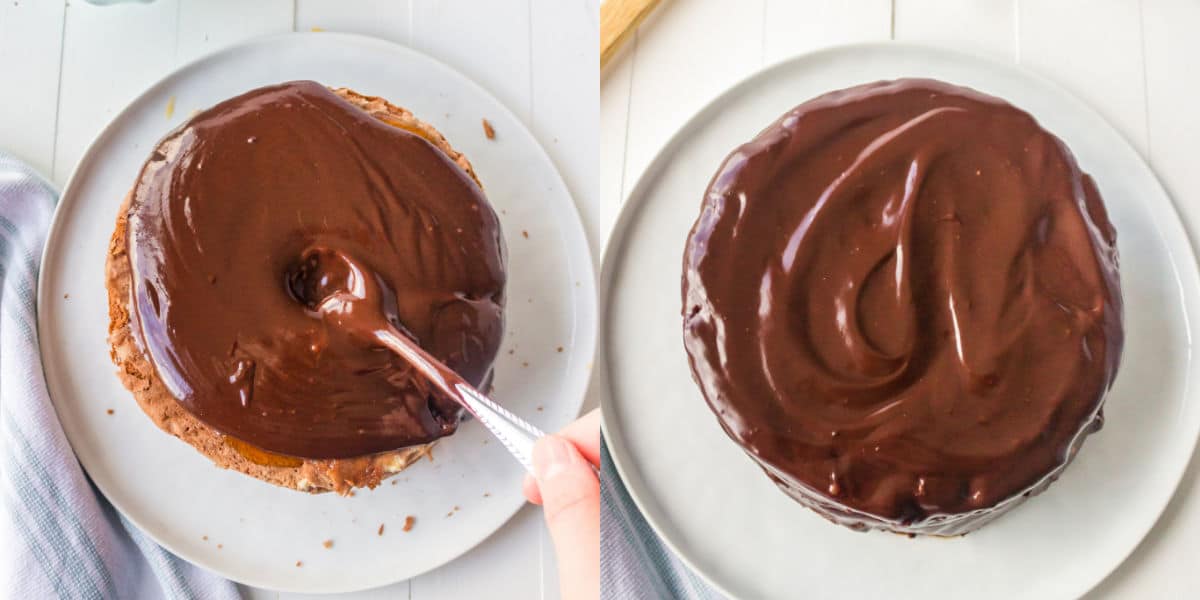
126, 81, 506, 459
682, 79, 1122, 534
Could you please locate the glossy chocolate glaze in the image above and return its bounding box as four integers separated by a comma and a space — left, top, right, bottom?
682, 79, 1122, 534
126, 81, 506, 459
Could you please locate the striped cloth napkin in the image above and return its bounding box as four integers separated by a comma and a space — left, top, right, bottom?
600, 440, 726, 600
0, 154, 240, 600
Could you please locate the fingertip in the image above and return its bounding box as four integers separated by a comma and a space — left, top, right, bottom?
522, 473, 543, 505
532, 435, 600, 529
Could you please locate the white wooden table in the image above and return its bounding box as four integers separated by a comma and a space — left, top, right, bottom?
0, 1, 598, 598
601, 0, 1200, 597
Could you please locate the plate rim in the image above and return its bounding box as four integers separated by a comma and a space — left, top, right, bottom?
599, 40, 1200, 599
37, 30, 598, 593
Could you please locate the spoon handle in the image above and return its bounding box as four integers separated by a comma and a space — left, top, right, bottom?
454, 385, 597, 476
454, 383, 544, 472
375, 328, 547, 474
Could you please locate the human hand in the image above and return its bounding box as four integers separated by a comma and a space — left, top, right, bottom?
522, 409, 600, 600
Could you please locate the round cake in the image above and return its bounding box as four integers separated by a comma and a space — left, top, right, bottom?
682, 79, 1123, 535
107, 81, 506, 494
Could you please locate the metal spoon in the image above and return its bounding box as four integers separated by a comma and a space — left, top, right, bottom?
288, 246, 546, 473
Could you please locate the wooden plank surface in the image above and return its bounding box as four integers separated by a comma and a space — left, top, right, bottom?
764, 0, 891, 63
0, 0, 66, 176
410, 0, 532, 124
893, 0, 1016, 61
293, 0, 410, 43
620, 0, 765, 198
177, 0, 292, 64
1018, 0, 1149, 156
52, 0, 180, 184
532, 0, 603, 258
599, 36, 633, 236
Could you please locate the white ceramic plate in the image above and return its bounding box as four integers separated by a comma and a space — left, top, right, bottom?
600, 43, 1200, 600
38, 33, 596, 594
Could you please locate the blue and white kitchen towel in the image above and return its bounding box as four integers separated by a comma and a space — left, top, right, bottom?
601, 440, 726, 600
0, 154, 240, 600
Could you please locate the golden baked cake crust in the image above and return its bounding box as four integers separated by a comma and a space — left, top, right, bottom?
106, 87, 483, 494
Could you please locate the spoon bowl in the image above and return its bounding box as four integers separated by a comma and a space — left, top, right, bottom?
287, 245, 547, 472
